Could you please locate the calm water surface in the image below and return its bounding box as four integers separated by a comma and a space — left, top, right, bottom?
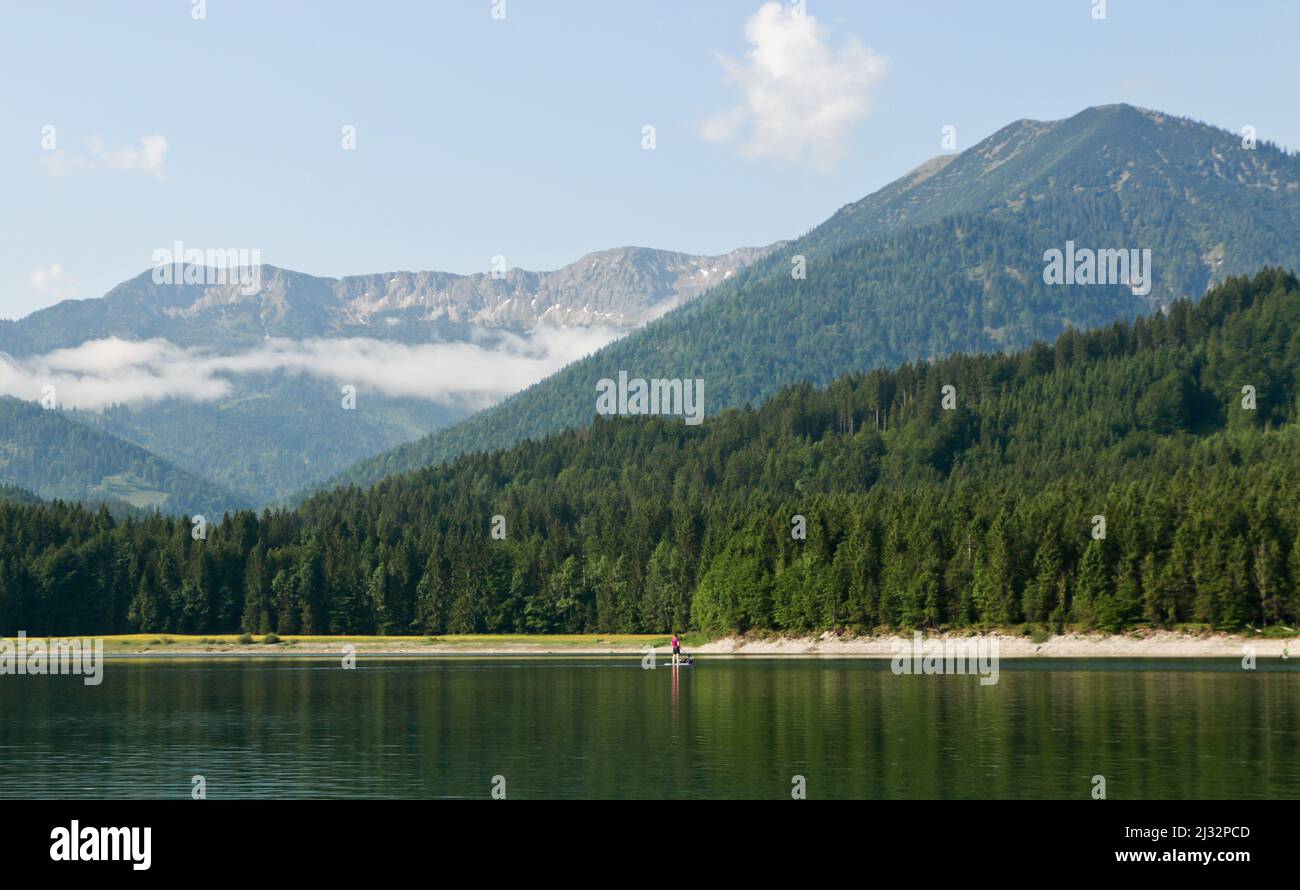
1, 657, 1296, 799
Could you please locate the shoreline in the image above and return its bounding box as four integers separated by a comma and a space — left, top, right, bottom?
33, 630, 1294, 659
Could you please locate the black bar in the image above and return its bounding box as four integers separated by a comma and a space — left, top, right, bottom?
3, 800, 1278, 875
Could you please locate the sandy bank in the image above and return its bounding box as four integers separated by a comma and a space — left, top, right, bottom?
92, 630, 1296, 659
695, 631, 1293, 658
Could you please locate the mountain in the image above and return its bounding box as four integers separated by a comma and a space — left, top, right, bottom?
333, 104, 1300, 490
0, 245, 777, 355
0, 397, 247, 516
332, 244, 779, 332
0, 245, 775, 505
812, 105, 1298, 261
63, 376, 463, 506
6, 268, 1298, 636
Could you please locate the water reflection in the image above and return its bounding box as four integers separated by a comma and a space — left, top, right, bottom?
0, 657, 1296, 799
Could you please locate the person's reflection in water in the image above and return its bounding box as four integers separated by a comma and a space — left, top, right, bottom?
671, 658, 681, 710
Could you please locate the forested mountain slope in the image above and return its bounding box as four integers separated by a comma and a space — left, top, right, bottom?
3, 269, 1296, 636
0, 484, 41, 505
65, 376, 462, 506
332, 105, 1300, 490
0, 398, 247, 516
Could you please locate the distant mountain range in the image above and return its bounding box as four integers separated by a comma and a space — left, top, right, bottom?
332, 104, 1300, 490
0, 245, 776, 355
0, 246, 775, 505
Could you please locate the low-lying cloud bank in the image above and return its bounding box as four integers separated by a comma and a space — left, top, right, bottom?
0, 327, 620, 411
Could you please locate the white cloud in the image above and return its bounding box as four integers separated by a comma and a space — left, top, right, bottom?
701, 2, 887, 171
0, 328, 620, 411
38, 134, 168, 179
28, 263, 75, 297
93, 134, 168, 177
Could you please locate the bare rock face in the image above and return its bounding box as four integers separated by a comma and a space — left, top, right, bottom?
3, 244, 779, 356
330, 243, 780, 329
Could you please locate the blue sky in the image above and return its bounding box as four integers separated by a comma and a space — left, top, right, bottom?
3, 0, 1298, 319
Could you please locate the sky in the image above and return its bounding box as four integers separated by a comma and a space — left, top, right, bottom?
3, 0, 1298, 320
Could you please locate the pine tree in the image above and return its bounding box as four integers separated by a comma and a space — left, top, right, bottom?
414, 539, 452, 634
1072, 540, 1108, 629
241, 544, 271, 634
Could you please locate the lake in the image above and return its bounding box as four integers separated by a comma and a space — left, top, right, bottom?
2, 657, 1297, 799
